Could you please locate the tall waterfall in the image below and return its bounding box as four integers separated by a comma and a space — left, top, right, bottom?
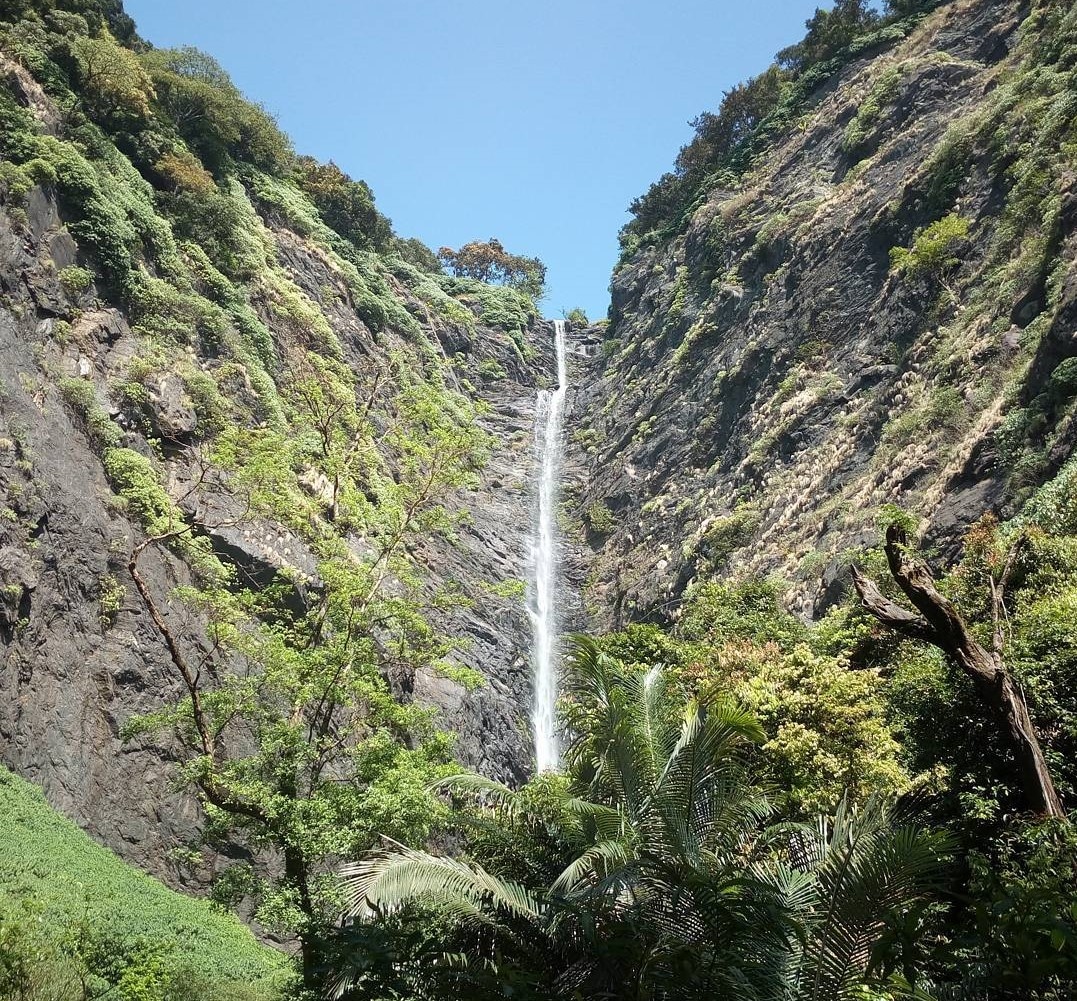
530, 319, 568, 772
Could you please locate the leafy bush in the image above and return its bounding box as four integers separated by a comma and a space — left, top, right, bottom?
102, 447, 181, 536
563, 306, 588, 329
295, 156, 392, 253
696, 506, 760, 569
841, 63, 901, 155
69, 28, 155, 123
889, 213, 970, 278
438, 238, 546, 302
142, 47, 293, 176
584, 500, 615, 534
57, 265, 94, 296
59, 377, 121, 451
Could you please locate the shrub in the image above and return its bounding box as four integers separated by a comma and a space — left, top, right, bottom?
97, 572, 125, 627
0, 767, 291, 997
889, 213, 971, 278
696, 506, 761, 569
102, 447, 181, 536
392, 236, 441, 272
57, 265, 94, 296
841, 64, 901, 155
564, 307, 589, 329
438, 238, 546, 302
155, 150, 216, 195
295, 156, 392, 253
584, 500, 615, 534
59, 377, 121, 451
70, 29, 155, 123
476, 358, 506, 381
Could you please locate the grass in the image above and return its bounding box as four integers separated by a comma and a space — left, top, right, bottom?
0, 766, 292, 997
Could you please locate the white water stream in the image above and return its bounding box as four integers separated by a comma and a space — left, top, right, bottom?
529, 319, 568, 772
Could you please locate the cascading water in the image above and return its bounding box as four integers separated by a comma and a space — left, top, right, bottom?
529, 319, 568, 772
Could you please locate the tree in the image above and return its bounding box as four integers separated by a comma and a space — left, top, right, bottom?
437, 239, 546, 302
142, 47, 293, 175
393, 236, 442, 273
851, 523, 1065, 818
124, 361, 492, 994
676, 65, 787, 181
295, 156, 393, 253
69, 30, 155, 123
337, 638, 950, 1001
777, 0, 880, 75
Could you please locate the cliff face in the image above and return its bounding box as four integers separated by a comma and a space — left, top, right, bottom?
0, 35, 553, 880
572, 0, 1077, 627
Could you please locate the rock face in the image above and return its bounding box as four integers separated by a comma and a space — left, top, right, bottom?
570, 0, 1077, 628
0, 173, 555, 883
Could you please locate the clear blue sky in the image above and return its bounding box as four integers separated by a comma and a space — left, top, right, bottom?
124, 0, 823, 319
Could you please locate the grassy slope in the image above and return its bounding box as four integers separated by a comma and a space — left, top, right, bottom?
0, 766, 291, 992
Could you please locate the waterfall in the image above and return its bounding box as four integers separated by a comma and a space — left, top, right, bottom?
529, 319, 568, 772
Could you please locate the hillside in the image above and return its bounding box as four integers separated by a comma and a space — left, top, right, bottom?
0, 0, 552, 890
571, 0, 1077, 626
0, 765, 291, 998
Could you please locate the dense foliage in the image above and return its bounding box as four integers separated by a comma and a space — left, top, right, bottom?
0, 767, 291, 1000
0, 1, 533, 997
437, 238, 547, 302
322, 503, 1077, 1000
336, 640, 950, 1001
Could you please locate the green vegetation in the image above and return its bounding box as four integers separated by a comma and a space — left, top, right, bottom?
317, 499, 1077, 1000
841, 63, 902, 156
563, 306, 588, 328
57, 265, 94, 296
623, 0, 941, 243
59, 377, 122, 451
583, 499, 615, 534
0, 766, 291, 1000
334, 639, 948, 1001
437, 238, 547, 302
889, 213, 970, 279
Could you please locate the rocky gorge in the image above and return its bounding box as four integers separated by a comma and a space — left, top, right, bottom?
2, 0, 1077, 995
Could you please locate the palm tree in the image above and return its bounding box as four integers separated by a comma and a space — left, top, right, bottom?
337, 637, 950, 1000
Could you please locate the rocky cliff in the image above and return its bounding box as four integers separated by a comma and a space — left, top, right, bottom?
0, 18, 554, 883
571, 0, 1077, 628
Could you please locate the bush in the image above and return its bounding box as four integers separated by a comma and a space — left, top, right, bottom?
69, 29, 155, 123
0, 767, 291, 998
889, 213, 971, 278
841, 64, 901, 155
59, 377, 121, 451
564, 307, 589, 329
295, 156, 392, 253
584, 500, 615, 534
438, 239, 546, 302
102, 447, 181, 536
142, 47, 293, 176
57, 265, 94, 296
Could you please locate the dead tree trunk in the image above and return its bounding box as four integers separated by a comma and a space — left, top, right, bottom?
850, 524, 1065, 819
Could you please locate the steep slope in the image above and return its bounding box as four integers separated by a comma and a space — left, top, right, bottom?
0, 3, 552, 886
573, 0, 1077, 627
0, 765, 290, 996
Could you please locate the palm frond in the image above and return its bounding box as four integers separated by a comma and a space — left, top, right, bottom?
341, 844, 546, 927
